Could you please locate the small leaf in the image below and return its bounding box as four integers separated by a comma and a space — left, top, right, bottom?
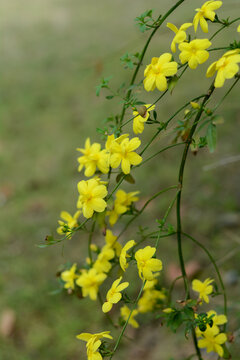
135, 101, 145, 105
206, 123, 217, 153
49, 289, 63, 296
168, 75, 179, 94
124, 174, 135, 184
116, 172, 124, 183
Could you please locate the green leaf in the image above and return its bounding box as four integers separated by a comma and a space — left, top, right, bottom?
168, 75, 179, 94
120, 53, 134, 69
183, 306, 194, 319
124, 174, 135, 184
153, 110, 157, 121
49, 288, 63, 296
134, 101, 145, 105
206, 123, 217, 153
96, 76, 112, 96
116, 172, 124, 183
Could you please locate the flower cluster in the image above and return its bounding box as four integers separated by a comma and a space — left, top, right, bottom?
191, 278, 228, 357
53, 2, 238, 360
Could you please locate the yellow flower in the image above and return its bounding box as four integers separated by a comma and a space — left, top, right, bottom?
77, 138, 109, 177
132, 104, 155, 134
120, 305, 139, 328
119, 240, 136, 271
193, 1, 222, 33
138, 289, 166, 313
196, 310, 227, 337
143, 279, 158, 290
206, 49, 240, 87
167, 22, 192, 53
93, 247, 115, 273
104, 229, 122, 257
105, 134, 129, 153
238, 24, 240, 33
77, 179, 108, 219
110, 136, 142, 174
135, 246, 163, 280
208, 310, 227, 327
93, 176, 108, 186
144, 53, 178, 91
76, 331, 112, 344
90, 243, 98, 252
107, 190, 139, 226
179, 39, 211, 69
76, 331, 112, 360
87, 340, 102, 360
102, 276, 129, 313
61, 263, 78, 290
198, 326, 227, 357
192, 278, 214, 303
76, 268, 107, 300
57, 210, 81, 237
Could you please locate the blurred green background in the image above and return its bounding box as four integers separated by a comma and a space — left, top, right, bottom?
1, 0, 240, 359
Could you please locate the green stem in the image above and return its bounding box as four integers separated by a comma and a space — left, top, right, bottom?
106, 175, 126, 201
175, 84, 215, 360
137, 142, 185, 167
167, 275, 183, 303
191, 327, 203, 360
136, 232, 176, 248
117, 185, 178, 240
210, 17, 240, 41
74, 218, 89, 232
176, 83, 215, 299
155, 190, 180, 249
109, 281, 145, 359
208, 47, 229, 52
118, 0, 186, 128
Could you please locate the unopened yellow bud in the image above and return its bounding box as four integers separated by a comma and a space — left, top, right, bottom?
90, 244, 98, 252
163, 308, 174, 314
190, 101, 200, 109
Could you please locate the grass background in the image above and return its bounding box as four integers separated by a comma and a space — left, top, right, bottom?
1, 0, 240, 359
